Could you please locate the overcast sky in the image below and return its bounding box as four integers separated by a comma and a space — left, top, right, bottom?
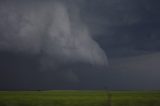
0, 0, 160, 90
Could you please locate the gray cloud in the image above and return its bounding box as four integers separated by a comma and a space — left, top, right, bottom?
1, 0, 160, 90
0, 0, 108, 85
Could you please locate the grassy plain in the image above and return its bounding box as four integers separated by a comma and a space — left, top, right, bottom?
0, 90, 160, 106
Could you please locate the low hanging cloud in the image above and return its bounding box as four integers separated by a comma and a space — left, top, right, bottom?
0, 0, 108, 84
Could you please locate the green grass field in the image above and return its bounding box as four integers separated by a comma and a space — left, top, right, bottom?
0, 90, 160, 106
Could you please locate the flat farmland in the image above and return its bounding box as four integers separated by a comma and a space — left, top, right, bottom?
0, 90, 160, 106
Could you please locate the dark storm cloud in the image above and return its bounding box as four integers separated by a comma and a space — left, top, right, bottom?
1, 0, 160, 90
0, 0, 108, 89
81, 0, 160, 58
80, 0, 160, 90
0, 0, 108, 66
